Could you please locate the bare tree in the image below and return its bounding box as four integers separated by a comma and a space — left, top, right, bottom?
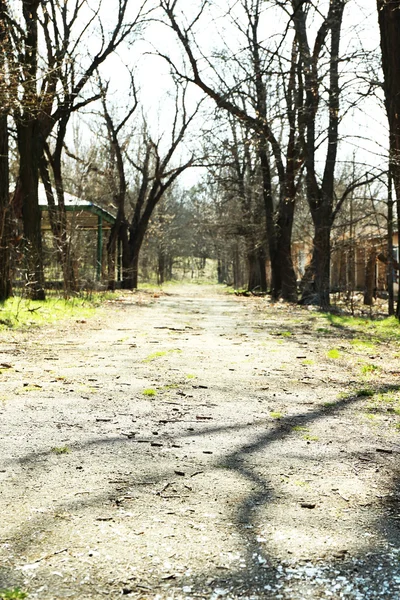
377, 0, 400, 318
123, 88, 202, 288
159, 0, 304, 301
7, 0, 149, 298
96, 73, 139, 290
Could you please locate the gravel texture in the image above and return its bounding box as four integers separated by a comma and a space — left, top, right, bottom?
0, 285, 399, 599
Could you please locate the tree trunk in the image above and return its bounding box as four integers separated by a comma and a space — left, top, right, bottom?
0, 111, 11, 301
364, 247, 377, 306
274, 199, 298, 302
0, 3, 11, 302
246, 243, 267, 292
158, 251, 165, 285
377, 0, 400, 318
301, 209, 331, 308
17, 122, 45, 300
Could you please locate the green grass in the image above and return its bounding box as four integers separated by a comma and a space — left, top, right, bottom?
324, 313, 400, 344
350, 338, 377, 351
270, 411, 283, 419
18, 385, 42, 393
142, 349, 182, 363
0, 589, 28, 600
356, 388, 375, 397
51, 446, 70, 455
143, 388, 157, 397
301, 359, 315, 366
0, 293, 111, 331
360, 364, 380, 375
143, 351, 168, 362
303, 434, 319, 441
327, 348, 341, 359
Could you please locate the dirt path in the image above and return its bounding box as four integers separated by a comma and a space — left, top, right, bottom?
1, 284, 400, 599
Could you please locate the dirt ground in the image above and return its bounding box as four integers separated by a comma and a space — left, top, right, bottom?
1, 284, 400, 599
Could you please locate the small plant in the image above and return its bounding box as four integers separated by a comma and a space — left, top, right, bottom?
143, 388, 157, 397
270, 411, 283, 419
19, 384, 42, 393
303, 434, 319, 441
301, 359, 314, 366
186, 374, 196, 379
356, 388, 375, 397
327, 348, 341, 359
51, 446, 70, 455
351, 339, 376, 351
143, 351, 167, 363
361, 364, 380, 375
0, 588, 28, 600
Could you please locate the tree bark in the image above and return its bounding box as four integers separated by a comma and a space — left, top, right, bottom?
0, 111, 11, 301
0, 1, 11, 301
17, 121, 45, 300
377, 0, 400, 318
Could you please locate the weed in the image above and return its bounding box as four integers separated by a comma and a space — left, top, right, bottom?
143, 351, 167, 362
365, 413, 378, 422
142, 349, 182, 363
270, 411, 283, 419
51, 446, 70, 455
323, 401, 336, 408
327, 349, 341, 359
186, 374, 196, 379
303, 434, 319, 441
143, 388, 157, 397
19, 385, 41, 393
0, 588, 28, 600
360, 364, 380, 375
302, 359, 315, 366
356, 388, 375, 397
292, 425, 309, 432
0, 293, 109, 331
351, 339, 376, 351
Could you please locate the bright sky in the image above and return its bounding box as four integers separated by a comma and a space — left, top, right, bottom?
80, 0, 389, 187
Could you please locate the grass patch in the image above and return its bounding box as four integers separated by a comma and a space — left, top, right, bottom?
356, 388, 375, 397
51, 446, 70, 455
351, 339, 377, 351
0, 589, 28, 600
303, 434, 319, 441
186, 374, 196, 379
19, 384, 42, 393
142, 349, 182, 363
143, 351, 167, 362
327, 348, 341, 359
292, 425, 309, 432
0, 293, 110, 331
324, 313, 400, 344
143, 388, 157, 397
302, 359, 315, 366
360, 364, 380, 375
270, 411, 283, 419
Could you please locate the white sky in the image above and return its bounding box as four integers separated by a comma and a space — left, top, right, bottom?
77, 0, 389, 188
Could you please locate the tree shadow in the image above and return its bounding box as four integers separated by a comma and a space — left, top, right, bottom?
2, 384, 400, 596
